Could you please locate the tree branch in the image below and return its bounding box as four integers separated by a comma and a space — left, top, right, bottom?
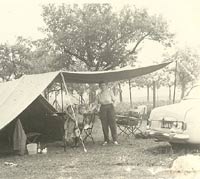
85, 41, 94, 66
110, 31, 136, 47
104, 64, 116, 71
95, 61, 100, 71
103, 58, 124, 71
63, 47, 91, 67
127, 32, 151, 56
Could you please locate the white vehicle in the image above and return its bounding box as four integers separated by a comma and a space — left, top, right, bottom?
148, 84, 200, 144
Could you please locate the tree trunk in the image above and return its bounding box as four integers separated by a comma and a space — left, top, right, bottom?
88, 84, 97, 104
80, 93, 84, 104
153, 81, 156, 108
173, 61, 178, 104
112, 86, 117, 96
169, 85, 172, 102
181, 83, 186, 99
118, 83, 123, 102
156, 86, 159, 102
89, 90, 96, 104
129, 80, 132, 107
147, 85, 150, 102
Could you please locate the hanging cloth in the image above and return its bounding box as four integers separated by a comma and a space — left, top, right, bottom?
13, 118, 27, 155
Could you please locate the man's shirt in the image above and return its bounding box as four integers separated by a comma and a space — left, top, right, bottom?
97, 89, 115, 105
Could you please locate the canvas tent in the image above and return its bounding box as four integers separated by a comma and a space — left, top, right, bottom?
0, 61, 171, 134
0, 72, 59, 131
0, 75, 62, 147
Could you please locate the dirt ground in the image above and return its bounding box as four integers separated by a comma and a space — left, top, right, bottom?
0, 119, 197, 179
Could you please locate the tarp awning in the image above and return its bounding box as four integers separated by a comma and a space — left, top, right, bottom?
0, 61, 171, 130
61, 62, 171, 83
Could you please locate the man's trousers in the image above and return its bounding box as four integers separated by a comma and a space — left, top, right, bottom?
99, 104, 117, 142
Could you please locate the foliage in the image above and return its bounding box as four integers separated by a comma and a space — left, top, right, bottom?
166, 48, 200, 98
0, 42, 31, 81
41, 3, 173, 71
0, 4, 174, 104
131, 73, 154, 88
16, 37, 57, 74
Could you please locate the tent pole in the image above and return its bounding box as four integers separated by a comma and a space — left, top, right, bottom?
173, 61, 178, 104
54, 90, 57, 109
128, 80, 133, 108
61, 82, 64, 112
60, 72, 87, 153
153, 81, 156, 108
60, 73, 76, 119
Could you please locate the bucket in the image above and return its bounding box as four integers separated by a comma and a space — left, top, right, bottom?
27, 143, 37, 155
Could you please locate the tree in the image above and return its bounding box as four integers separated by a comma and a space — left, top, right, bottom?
158, 70, 174, 102
132, 73, 154, 102
16, 36, 57, 74
167, 48, 200, 99
41, 4, 174, 71
0, 42, 31, 81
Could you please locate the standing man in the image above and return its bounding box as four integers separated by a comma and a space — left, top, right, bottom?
96, 82, 119, 145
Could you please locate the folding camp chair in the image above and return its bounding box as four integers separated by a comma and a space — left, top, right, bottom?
116, 110, 143, 137
82, 112, 96, 143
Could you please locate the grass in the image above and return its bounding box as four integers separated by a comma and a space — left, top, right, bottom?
0, 119, 189, 179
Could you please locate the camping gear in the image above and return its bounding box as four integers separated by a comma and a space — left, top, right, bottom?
82, 112, 96, 143
26, 132, 41, 144
116, 111, 143, 137
27, 143, 37, 155
37, 142, 41, 153
0, 62, 171, 154
42, 148, 47, 154
61, 73, 87, 153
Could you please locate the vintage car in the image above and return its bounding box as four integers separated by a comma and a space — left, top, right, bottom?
147, 84, 200, 144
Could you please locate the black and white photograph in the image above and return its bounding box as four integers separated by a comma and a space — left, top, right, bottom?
0, 0, 200, 178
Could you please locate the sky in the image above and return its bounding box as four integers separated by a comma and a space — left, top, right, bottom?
0, 0, 200, 65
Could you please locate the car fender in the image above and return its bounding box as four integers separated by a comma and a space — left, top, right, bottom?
184, 107, 200, 143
